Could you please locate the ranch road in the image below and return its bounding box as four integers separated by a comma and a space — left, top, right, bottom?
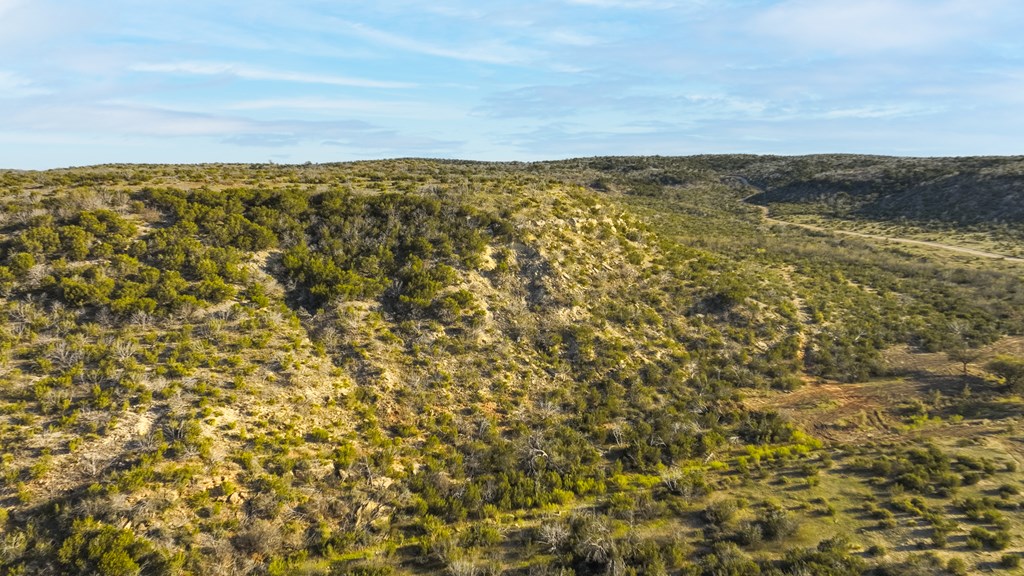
732, 177, 1024, 264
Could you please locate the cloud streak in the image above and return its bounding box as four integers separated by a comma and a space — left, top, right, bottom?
0, 71, 50, 97
562, 0, 686, 9
130, 62, 414, 89
330, 18, 540, 65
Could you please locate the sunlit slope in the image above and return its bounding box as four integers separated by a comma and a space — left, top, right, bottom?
0, 158, 1021, 575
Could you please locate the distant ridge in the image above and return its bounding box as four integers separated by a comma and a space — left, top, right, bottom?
717, 154, 1024, 225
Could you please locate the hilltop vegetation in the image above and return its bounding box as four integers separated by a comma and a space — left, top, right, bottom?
0, 156, 1022, 575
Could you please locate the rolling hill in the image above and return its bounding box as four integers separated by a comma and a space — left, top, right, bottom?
728, 154, 1024, 225
0, 157, 1022, 575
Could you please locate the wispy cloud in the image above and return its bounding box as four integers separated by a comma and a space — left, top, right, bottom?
543, 29, 602, 47
498, 122, 706, 158
5, 99, 461, 156
330, 18, 539, 65
562, 0, 684, 9
0, 71, 50, 97
1, 0, 1022, 167
480, 81, 675, 118
321, 132, 463, 155
480, 81, 774, 121
750, 0, 1009, 55
9, 103, 246, 137
818, 104, 943, 120
224, 97, 463, 120
130, 61, 414, 89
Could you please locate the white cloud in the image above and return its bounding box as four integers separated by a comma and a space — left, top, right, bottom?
331, 18, 539, 65
0, 71, 50, 97
818, 104, 942, 120
544, 29, 602, 47
563, 0, 684, 8
6, 103, 242, 137
223, 97, 463, 120
0, 71, 31, 90
750, 0, 1008, 54
4, 100, 461, 155
130, 61, 414, 89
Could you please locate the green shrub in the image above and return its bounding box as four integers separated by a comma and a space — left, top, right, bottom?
967, 527, 1010, 550
946, 557, 968, 576
987, 356, 1024, 392
1000, 554, 1021, 569
9, 252, 36, 276
57, 517, 168, 576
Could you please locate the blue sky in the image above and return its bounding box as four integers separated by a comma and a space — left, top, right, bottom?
1, 0, 1022, 168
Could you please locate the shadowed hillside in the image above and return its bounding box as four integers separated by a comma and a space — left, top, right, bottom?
720, 154, 1024, 226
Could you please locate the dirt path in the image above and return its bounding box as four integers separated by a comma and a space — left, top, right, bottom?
735, 183, 1024, 263
762, 208, 1024, 263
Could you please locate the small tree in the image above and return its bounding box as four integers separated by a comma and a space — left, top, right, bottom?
946, 346, 981, 377
987, 356, 1024, 393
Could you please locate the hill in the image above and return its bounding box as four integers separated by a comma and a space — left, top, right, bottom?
0, 157, 1022, 575
722, 154, 1024, 226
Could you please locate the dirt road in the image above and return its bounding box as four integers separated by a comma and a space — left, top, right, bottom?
734, 180, 1024, 263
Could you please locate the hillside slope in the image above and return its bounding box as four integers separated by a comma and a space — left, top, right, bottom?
0, 158, 1022, 575
718, 154, 1024, 226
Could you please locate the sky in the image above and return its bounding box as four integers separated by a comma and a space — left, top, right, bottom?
1, 0, 1022, 168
